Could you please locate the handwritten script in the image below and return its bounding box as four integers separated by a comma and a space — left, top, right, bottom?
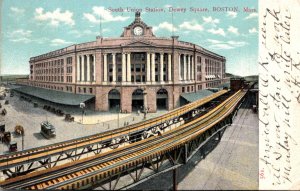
259, 1, 300, 189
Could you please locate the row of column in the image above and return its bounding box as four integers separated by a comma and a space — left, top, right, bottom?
77, 54, 95, 82
103, 52, 172, 83
103, 53, 132, 82
146, 52, 172, 82
179, 54, 194, 81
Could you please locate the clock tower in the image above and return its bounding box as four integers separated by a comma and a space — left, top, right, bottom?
121, 11, 155, 37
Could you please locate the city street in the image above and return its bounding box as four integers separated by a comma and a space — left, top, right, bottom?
0, 90, 167, 154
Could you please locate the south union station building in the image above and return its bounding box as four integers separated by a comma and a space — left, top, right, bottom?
28, 12, 227, 113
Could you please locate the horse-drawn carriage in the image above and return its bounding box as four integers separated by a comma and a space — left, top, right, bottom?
65, 114, 74, 122
1, 108, 7, 116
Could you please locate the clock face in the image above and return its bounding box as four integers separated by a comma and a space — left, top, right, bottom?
133, 26, 143, 36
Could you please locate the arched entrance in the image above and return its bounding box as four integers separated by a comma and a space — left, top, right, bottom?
157, 89, 168, 110
108, 89, 120, 110
132, 89, 144, 111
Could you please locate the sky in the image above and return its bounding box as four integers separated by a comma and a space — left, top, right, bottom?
0, 0, 258, 76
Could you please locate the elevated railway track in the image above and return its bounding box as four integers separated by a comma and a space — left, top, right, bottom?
0, 90, 229, 178
0, 89, 247, 190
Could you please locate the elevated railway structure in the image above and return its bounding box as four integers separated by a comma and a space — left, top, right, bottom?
0, 90, 229, 178
0, 89, 247, 190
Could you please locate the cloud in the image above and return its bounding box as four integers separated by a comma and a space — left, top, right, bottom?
179, 20, 203, 31
209, 44, 234, 50
7, 29, 49, 44
202, 16, 219, 26
153, 22, 177, 33
207, 28, 225, 36
183, 31, 191, 35
207, 39, 248, 50
227, 41, 248, 47
227, 26, 239, 35
10, 7, 25, 15
34, 7, 75, 26
244, 13, 258, 20
207, 39, 222, 44
83, 13, 99, 23
103, 28, 110, 32
50, 38, 73, 46
7, 29, 32, 43
35, 38, 49, 44
227, 11, 237, 18
249, 27, 258, 34
84, 6, 129, 24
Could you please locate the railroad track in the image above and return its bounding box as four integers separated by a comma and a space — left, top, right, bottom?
0, 90, 245, 190
0, 90, 228, 170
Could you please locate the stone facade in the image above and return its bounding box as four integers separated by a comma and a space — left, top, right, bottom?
28, 12, 227, 113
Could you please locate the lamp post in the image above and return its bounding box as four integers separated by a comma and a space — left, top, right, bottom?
116, 105, 120, 129
142, 90, 148, 120
80, 102, 86, 123
22, 132, 24, 151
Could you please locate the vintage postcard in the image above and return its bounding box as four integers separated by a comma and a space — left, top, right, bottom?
0, 0, 298, 190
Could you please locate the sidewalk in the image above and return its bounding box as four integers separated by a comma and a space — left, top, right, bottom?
73, 109, 168, 127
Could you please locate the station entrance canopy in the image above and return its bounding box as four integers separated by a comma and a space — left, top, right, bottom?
13, 86, 94, 105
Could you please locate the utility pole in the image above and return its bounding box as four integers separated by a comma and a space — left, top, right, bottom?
173, 168, 178, 191
22, 133, 24, 151
117, 105, 120, 129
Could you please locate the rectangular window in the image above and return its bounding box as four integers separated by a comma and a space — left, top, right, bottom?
117, 76, 122, 82
108, 55, 112, 63
89, 88, 93, 93
116, 54, 122, 62
141, 54, 145, 61
117, 65, 122, 72
136, 64, 141, 72
67, 57, 72, 64
182, 87, 185, 93
197, 65, 201, 72
109, 64, 113, 72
